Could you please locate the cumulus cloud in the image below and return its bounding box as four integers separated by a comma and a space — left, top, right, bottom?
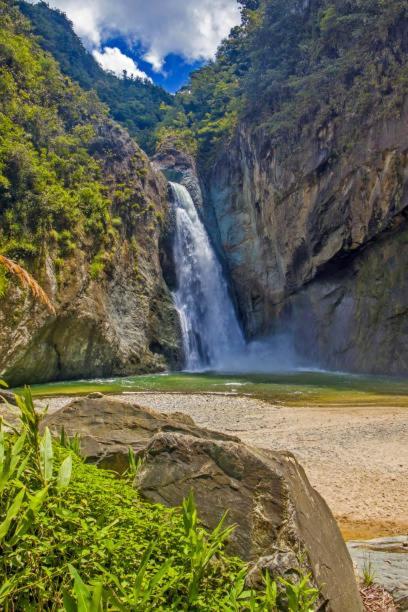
93, 47, 152, 80
31, 0, 240, 72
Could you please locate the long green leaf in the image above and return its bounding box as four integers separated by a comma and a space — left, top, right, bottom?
62, 589, 77, 612
57, 455, 72, 489
10, 486, 48, 544
40, 427, 53, 482
134, 542, 153, 593
68, 565, 94, 612
11, 432, 26, 457
0, 487, 25, 542
0, 424, 4, 465
91, 582, 104, 610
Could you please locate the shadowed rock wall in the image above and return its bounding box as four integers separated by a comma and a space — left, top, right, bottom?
204, 103, 408, 374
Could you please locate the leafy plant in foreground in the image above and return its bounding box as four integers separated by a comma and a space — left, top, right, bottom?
182, 490, 236, 605
279, 574, 319, 612
60, 426, 82, 459
0, 388, 319, 610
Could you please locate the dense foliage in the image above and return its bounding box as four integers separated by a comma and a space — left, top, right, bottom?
0, 1, 107, 261
0, 0, 160, 294
19, 1, 173, 154
0, 387, 319, 610
158, 0, 408, 163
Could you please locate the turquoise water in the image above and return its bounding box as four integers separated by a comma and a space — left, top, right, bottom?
17, 370, 408, 407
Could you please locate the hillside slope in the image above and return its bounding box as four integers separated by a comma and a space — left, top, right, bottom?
0, 1, 180, 385
19, 0, 173, 154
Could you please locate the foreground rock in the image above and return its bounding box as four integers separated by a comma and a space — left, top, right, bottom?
45, 396, 363, 611
138, 432, 363, 611
43, 396, 234, 472
348, 536, 408, 609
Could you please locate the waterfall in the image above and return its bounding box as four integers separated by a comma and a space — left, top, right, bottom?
170, 182, 246, 371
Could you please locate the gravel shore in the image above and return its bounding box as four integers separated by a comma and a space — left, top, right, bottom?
43, 392, 408, 540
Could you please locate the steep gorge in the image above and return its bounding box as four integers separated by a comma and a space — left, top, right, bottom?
2, 0, 408, 382
156, 0, 408, 376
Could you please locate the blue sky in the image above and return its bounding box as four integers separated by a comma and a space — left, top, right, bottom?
103, 36, 205, 93
32, 0, 241, 92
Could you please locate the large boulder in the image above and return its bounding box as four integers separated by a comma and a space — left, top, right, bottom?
43, 396, 235, 472
137, 432, 363, 612
44, 396, 363, 611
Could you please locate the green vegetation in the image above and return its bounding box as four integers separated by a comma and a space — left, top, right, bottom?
0, 1, 108, 267
0, 1, 157, 292
361, 557, 376, 588
0, 387, 319, 610
158, 0, 408, 165
19, 1, 173, 154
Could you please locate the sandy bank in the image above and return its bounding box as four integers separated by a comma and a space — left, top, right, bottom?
43, 392, 408, 540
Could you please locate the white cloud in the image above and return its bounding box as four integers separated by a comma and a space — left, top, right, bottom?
93, 47, 152, 81
31, 0, 240, 73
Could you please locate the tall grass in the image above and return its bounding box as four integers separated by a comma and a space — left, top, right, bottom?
0, 255, 56, 314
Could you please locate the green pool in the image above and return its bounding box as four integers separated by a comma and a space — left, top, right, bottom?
15, 370, 408, 408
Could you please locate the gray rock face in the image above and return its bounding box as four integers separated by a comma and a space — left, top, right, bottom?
138, 432, 363, 612
44, 395, 363, 611
348, 536, 408, 610
283, 223, 408, 375
204, 104, 408, 375
152, 146, 203, 211
0, 123, 182, 386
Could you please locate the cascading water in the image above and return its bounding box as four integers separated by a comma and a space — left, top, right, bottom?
170, 182, 246, 371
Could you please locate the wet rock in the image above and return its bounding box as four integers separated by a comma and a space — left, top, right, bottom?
206, 105, 408, 375
138, 431, 363, 612
87, 392, 104, 399
348, 536, 408, 609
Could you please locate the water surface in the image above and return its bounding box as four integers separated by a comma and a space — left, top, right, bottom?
18, 370, 408, 408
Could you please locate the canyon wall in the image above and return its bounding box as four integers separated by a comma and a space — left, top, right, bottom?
0, 125, 181, 386
204, 104, 408, 375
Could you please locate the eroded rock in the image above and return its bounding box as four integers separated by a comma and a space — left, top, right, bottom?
204, 105, 408, 375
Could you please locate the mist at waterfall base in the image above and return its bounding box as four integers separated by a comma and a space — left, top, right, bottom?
170, 182, 297, 374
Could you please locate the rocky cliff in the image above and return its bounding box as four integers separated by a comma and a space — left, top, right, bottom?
0, 2, 181, 386
204, 103, 408, 375
0, 124, 181, 386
